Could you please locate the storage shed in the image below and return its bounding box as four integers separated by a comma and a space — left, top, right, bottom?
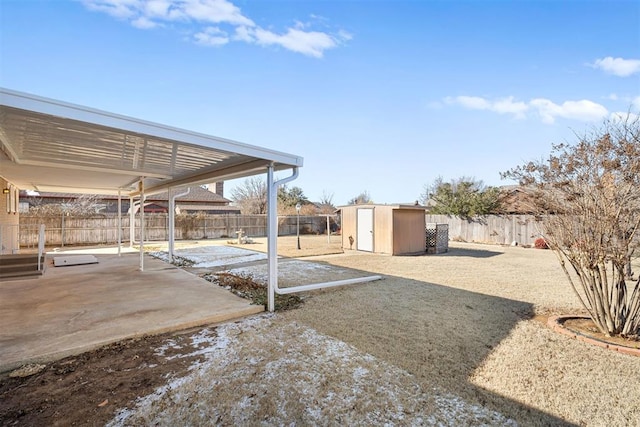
339, 204, 427, 255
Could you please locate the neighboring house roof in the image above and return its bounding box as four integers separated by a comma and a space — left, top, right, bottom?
177, 204, 241, 212
20, 186, 231, 205
498, 185, 537, 214
151, 186, 230, 203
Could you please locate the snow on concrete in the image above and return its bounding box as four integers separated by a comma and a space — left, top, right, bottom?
225, 259, 350, 284
150, 245, 267, 268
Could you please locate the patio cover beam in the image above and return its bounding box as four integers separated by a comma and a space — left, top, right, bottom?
0, 88, 303, 197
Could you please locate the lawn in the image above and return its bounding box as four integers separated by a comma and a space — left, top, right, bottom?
108, 237, 640, 426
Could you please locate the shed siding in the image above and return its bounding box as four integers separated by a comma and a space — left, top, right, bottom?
341, 206, 357, 250
374, 206, 393, 254
392, 209, 426, 254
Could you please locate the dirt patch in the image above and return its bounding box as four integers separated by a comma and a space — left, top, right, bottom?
0, 329, 210, 426
562, 318, 640, 348
202, 271, 303, 311
551, 316, 640, 356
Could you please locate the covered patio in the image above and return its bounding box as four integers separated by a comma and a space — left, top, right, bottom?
0, 249, 264, 373
0, 88, 303, 371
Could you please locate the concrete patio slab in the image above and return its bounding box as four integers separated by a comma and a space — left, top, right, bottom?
0, 252, 264, 373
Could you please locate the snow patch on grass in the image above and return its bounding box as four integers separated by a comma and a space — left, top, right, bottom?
109, 314, 514, 426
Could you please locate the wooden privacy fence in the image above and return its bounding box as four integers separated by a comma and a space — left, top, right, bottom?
425, 214, 543, 246
19, 214, 338, 248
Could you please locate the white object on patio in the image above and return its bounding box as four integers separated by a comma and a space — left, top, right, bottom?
53, 255, 99, 267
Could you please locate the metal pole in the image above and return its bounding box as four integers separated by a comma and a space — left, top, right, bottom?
60, 211, 64, 248
327, 214, 330, 244
129, 196, 135, 247
296, 202, 301, 250
267, 165, 277, 312
169, 187, 190, 263
139, 178, 145, 272
117, 190, 122, 256
168, 187, 174, 263
297, 212, 301, 249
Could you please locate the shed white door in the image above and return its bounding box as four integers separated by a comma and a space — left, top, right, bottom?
357, 208, 374, 252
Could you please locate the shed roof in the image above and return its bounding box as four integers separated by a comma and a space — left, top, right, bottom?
337, 203, 427, 210
0, 88, 303, 196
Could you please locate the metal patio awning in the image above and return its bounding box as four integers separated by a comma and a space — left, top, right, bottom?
0, 88, 303, 196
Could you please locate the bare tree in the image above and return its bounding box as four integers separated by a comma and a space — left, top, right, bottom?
503, 113, 640, 338
317, 190, 336, 214
348, 191, 372, 205
29, 194, 105, 217
230, 177, 267, 214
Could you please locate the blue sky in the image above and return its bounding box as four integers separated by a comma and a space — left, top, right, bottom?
1, 0, 639, 205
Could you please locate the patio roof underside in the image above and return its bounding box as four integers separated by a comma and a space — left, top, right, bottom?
0, 89, 303, 197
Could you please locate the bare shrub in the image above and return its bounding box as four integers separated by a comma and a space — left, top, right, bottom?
503, 113, 640, 338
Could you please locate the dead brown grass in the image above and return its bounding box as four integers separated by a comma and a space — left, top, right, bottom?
114, 237, 640, 425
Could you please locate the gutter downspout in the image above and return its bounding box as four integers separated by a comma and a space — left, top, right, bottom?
267, 164, 299, 312
168, 187, 190, 263
267, 165, 382, 311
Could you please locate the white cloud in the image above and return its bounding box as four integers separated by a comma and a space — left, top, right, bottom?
232, 25, 253, 43
444, 96, 528, 119
253, 27, 338, 58
607, 93, 618, 101
132, 16, 158, 29
530, 99, 608, 124
194, 26, 229, 46
591, 57, 640, 77
82, 0, 348, 58
144, 0, 171, 18
82, 0, 138, 19
633, 96, 640, 109
444, 95, 609, 124
610, 111, 640, 123
180, 0, 254, 26
447, 96, 490, 110
491, 97, 528, 118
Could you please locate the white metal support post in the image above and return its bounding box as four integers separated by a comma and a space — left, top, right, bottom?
168, 187, 190, 263
117, 190, 122, 256
139, 178, 145, 271
129, 196, 135, 248
168, 187, 174, 263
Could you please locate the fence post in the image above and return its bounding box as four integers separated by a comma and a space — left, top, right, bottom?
61, 212, 65, 247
